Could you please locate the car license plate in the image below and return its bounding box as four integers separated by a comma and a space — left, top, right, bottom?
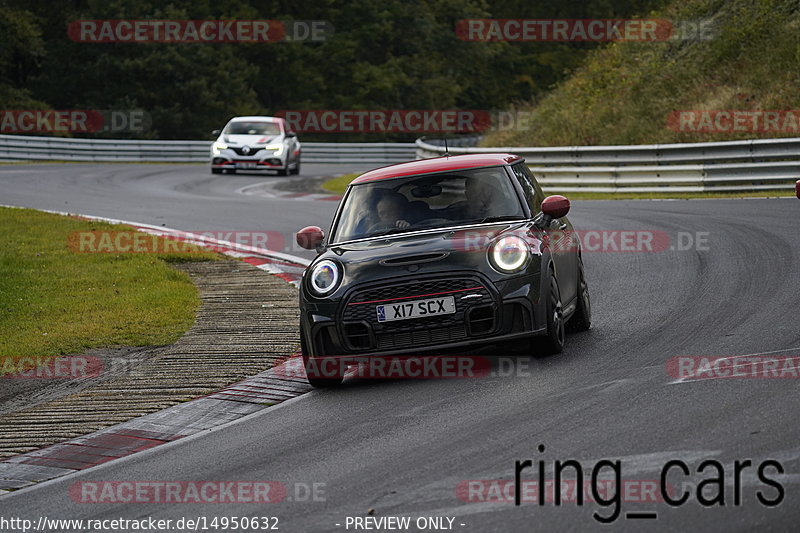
376, 296, 455, 323
236, 162, 257, 169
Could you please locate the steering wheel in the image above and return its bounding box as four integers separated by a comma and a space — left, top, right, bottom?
367, 221, 399, 233
415, 218, 450, 225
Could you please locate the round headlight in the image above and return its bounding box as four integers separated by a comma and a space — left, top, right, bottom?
309, 260, 340, 295
490, 235, 529, 272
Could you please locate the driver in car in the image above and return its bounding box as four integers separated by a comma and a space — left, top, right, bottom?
376, 191, 412, 229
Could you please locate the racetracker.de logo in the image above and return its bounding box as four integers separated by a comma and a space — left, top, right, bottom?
1, 356, 103, 379
456, 19, 673, 42
667, 356, 800, 379
666, 110, 800, 134
68, 20, 286, 43
278, 355, 493, 380
67, 230, 285, 254
69, 481, 286, 503
456, 479, 669, 503
0, 110, 149, 133
449, 229, 677, 253
1, 110, 102, 133
276, 110, 492, 133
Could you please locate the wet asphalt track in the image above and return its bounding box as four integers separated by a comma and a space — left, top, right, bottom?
0, 163, 799, 532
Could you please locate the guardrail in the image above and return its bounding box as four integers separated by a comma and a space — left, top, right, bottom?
416, 137, 800, 193
0, 134, 416, 165
4, 133, 797, 193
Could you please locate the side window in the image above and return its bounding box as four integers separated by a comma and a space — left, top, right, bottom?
511, 163, 545, 214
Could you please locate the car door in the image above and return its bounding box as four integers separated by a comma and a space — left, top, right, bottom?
510, 163, 578, 306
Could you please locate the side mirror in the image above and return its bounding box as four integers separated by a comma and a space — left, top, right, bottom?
535, 195, 570, 229
541, 195, 570, 218
285, 131, 297, 138
796, 180, 799, 199
212, 129, 221, 137
297, 226, 324, 250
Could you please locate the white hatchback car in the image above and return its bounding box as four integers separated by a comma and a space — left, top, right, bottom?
210, 116, 301, 175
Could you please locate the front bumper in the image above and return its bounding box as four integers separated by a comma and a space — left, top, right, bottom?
301, 271, 544, 357
210, 148, 286, 170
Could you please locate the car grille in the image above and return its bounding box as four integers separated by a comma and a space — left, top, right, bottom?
376, 325, 468, 350
230, 146, 264, 156
341, 276, 495, 351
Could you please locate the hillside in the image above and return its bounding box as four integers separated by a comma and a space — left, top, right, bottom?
482, 0, 800, 146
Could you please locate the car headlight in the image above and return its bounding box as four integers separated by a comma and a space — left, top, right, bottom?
212, 141, 227, 155
264, 143, 284, 155
489, 235, 529, 272
309, 260, 341, 296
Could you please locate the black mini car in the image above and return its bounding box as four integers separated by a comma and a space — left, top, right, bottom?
296, 154, 590, 387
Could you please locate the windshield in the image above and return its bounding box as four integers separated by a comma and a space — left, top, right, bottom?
332, 167, 525, 243
224, 121, 282, 136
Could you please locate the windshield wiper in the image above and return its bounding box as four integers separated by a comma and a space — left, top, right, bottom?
368, 227, 418, 238
472, 215, 525, 224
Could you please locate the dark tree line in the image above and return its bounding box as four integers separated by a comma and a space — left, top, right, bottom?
0, 0, 666, 140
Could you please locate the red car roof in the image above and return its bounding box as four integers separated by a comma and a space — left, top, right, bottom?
350, 153, 523, 184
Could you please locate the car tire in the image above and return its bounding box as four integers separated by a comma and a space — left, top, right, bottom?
211, 168, 222, 174
534, 271, 565, 356
301, 333, 343, 388
567, 256, 591, 332
291, 161, 301, 175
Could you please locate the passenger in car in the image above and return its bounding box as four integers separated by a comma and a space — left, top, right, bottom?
464, 177, 499, 218
446, 175, 506, 220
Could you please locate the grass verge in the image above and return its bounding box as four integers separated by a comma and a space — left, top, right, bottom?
321, 173, 359, 195
0, 206, 221, 360
482, 0, 800, 147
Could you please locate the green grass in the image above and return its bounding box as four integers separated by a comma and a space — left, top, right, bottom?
483, 0, 800, 147
321, 173, 360, 195
0, 207, 221, 360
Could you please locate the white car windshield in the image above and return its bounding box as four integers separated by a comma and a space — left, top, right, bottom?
332, 167, 525, 243
224, 122, 282, 135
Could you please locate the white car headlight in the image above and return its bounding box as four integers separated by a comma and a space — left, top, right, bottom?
309, 260, 340, 295
265, 143, 284, 155
212, 141, 228, 155
489, 235, 529, 272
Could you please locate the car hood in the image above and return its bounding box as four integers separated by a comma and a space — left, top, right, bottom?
223, 134, 281, 145
312, 221, 543, 297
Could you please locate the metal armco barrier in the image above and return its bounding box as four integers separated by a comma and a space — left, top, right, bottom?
0, 134, 416, 165
3, 133, 797, 193
416, 137, 800, 193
